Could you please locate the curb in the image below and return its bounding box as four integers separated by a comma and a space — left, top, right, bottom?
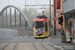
47, 42, 65, 50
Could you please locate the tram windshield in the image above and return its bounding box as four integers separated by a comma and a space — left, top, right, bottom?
36, 21, 44, 29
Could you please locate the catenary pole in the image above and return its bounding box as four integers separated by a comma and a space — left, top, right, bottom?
54, 0, 56, 35
49, 0, 51, 36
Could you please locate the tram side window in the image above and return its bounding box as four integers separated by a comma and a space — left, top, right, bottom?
45, 22, 48, 31
36, 22, 44, 29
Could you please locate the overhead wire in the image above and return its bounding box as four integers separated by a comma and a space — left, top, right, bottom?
35, 0, 41, 5
34, 0, 46, 11
13, 0, 48, 10
13, 0, 24, 6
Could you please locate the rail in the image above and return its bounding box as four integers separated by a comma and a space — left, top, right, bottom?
13, 43, 18, 50
1, 43, 9, 50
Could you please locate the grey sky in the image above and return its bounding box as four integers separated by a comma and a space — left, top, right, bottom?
0, 0, 53, 12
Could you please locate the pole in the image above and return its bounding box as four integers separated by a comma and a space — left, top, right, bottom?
20, 13, 21, 27
42, 11, 44, 15
6, 9, 7, 27
50, 0, 51, 26
25, 0, 27, 28
54, 0, 56, 35
14, 9, 16, 28
61, 23, 63, 41
10, 8, 12, 28
2, 13, 4, 28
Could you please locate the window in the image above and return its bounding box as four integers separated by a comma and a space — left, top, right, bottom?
36, 21, 44, 29
57, 0, 60, 9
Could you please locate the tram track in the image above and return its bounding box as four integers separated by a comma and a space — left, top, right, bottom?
13, 43, 18, 50
0, 28, 58, 50
20, 29, 33, 38
33, 39, 50, 50
19, 29, 56, 50
1, 43, 18, 50
20, 29, 50, 50
0, 42, 56, 50
33, 39, 38, 50
41, 39, 48, 50
1, 43, 9, 50
28, 31, 33, 38
0, 39, 57, 50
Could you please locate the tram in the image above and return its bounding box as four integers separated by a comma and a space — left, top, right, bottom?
33, 15, 50, 39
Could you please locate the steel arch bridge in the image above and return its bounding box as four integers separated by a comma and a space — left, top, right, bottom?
0, 5, 32, 29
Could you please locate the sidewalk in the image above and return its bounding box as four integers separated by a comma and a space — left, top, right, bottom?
50, 29, 75, 50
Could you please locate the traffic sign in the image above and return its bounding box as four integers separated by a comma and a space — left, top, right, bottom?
51, 5, 53, 7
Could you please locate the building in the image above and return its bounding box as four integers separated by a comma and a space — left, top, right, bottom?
53, 0, 64, 31
61, 0, 75, 43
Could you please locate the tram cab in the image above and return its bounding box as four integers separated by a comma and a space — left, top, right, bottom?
33, 15, 50, 39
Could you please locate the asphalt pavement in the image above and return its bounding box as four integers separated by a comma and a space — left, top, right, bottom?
0, 28, 75, 50
0, 28, 56, 50
0, 28, 50, 43
50, 29, 75, 50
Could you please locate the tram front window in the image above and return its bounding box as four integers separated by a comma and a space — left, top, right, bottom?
36, 21, 44, 29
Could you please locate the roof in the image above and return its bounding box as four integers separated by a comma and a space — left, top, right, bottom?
37, 15, 47, 18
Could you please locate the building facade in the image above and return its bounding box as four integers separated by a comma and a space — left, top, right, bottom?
53, 0, 64, 31
62, 0, 75, 43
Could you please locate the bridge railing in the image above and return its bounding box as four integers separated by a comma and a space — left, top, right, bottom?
0, 5, 32, 29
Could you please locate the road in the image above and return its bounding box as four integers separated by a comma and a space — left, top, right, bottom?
0, 28, 56, 50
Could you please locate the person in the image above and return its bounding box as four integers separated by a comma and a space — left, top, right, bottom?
69, 21, 72, 33
70, 35, 72, 43
62, 30, 64, 36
